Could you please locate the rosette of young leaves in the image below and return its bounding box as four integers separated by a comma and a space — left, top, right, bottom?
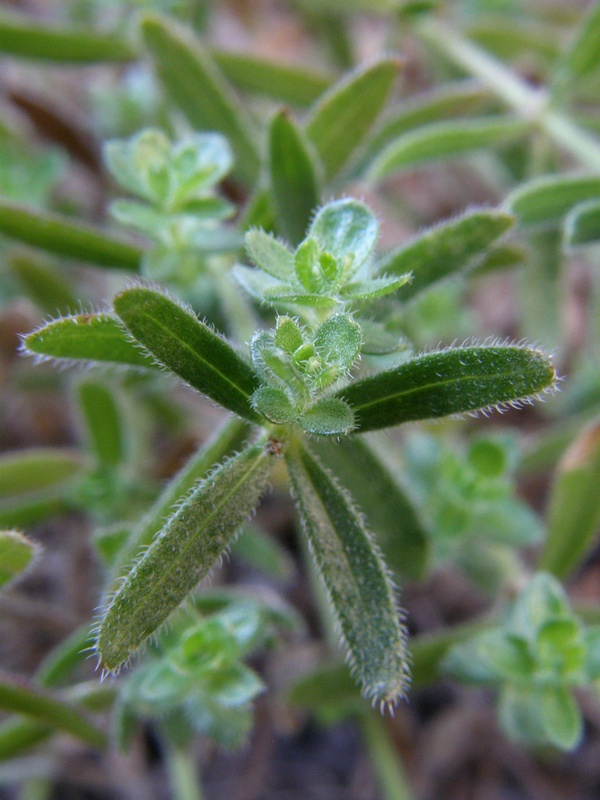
105, 128, 242, 284
116, 600, 282, 749
250, 313, 361, 435
402, 432, 543, 588
443, 573, 600, 751
234, 198, 411, 319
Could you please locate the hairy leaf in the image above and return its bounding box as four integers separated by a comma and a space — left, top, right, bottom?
505, 174, 600, 228
97, 444, 273, 671
0, 531, 40, 590
335, 346, 555, 433
113, 287, 261, 422
285, 442, 409, 706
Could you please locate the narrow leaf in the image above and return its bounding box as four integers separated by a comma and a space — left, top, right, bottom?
0, 531, 40, 589
114, 287, 261, 421
358, 81, 494, 171
540, 420, 600, 580
77, 381, 124, 469
335, 345, 556, 433
269, 111, 320, 247
312, 436, 428, 579
551, 3, 600, 101
97, 443, 274, 671
285, 442, 409, 706
141, 13, 260, 186
8, 254, 79, 316
368, 117, 529, 181
0, 10, 134, 62
505, 174, 600, 228
0, 450, 82, 499
564, 199, 600, 246
0, 672, 106, 750
23, 314, 157, 369
306, 58, 401, 180
212, 51, 332, 106
377, 209, 515, 300
0, 201, 142, 270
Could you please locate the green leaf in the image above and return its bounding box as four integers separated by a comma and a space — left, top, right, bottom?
540, 420, 600, 580
335, 345, 556, 433
299, 397, 355, 436
115, 417, 251, 575
0, 9, 134, 62
550, 3, 600, 101
358, 81, 494, 171
251, 386, 296, 424
77, 381, 124, 469
306, 58, 401, 180
0, 531, 40, 590
539, 686, 583, 751
340, 275, 411, 301
0, 450, 82, 499
564, 199, 600, 246
245, 229, 295, 281
0, 201, 143, 270
505, 174, 600, 228
312, 436, 429, 579
368, 116, 529, 181
309, 198, 378, 270
212, 51, 332, 107
113, 287, 262, 422
97, 443, 273, 671
377, 209, 515, 300
141, 13, 260, 186
23, 314, 157, 369
269, 111, 320, 247
313, 314, 361, 370
8, 254, 79, 316
285, 442, 409, 706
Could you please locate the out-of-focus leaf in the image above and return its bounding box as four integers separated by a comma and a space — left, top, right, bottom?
77, 381, 125, 469
541, 420, 600, 580
8, 254, 79, 316
0, 531, 40, 590
141, 13, 260, 186
564, 199, 600, 246
0, 10, 134, 62
0, 450, 82, 499
368, 116, 529, 181
505, 174, 600, 228
269, 112, 320, 247
550, 3, 600, 101
0, 201, 143, 270
306, 58, 401, 180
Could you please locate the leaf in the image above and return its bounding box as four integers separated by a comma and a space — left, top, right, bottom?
97, 443, 273, 671
309, 198, 378, 270
8, 254, 79, 316
285, 442, 409, 706
212, 51, 332, 107
299, 397, 355, 436
269, 111, 320, 247
312, 436, 428, 579
368, 116, 529, 181
23, 314, 157, 369
550, 3, 600, 101
0, 201, 143, 270
313, 314, 361, 369
357, 81, 494, 171
0, 531, 40, 590
141, 13, 260, 186
77, 381, 125, 469
245, 229, 295, 281
251, 387, 296, 424
0, 672, 106, 750
306, 58, 401, 180
113, 287, 262, 422
377, 209, 515, 300
0, 9, 134, 62
539, 686, 583, 751
340, 275, 411, 300
505, 174, 600, 228
540, 420, 600, 580
564, 199, 600, 246
0, 450, 82, 499
335, 345, 556, 433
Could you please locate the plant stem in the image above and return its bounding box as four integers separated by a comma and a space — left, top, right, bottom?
417, 18, 600, 172
164, 744, 205, 800
359, 711, 414, 800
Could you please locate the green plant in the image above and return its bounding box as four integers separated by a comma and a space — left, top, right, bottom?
1, 2, 600, 798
